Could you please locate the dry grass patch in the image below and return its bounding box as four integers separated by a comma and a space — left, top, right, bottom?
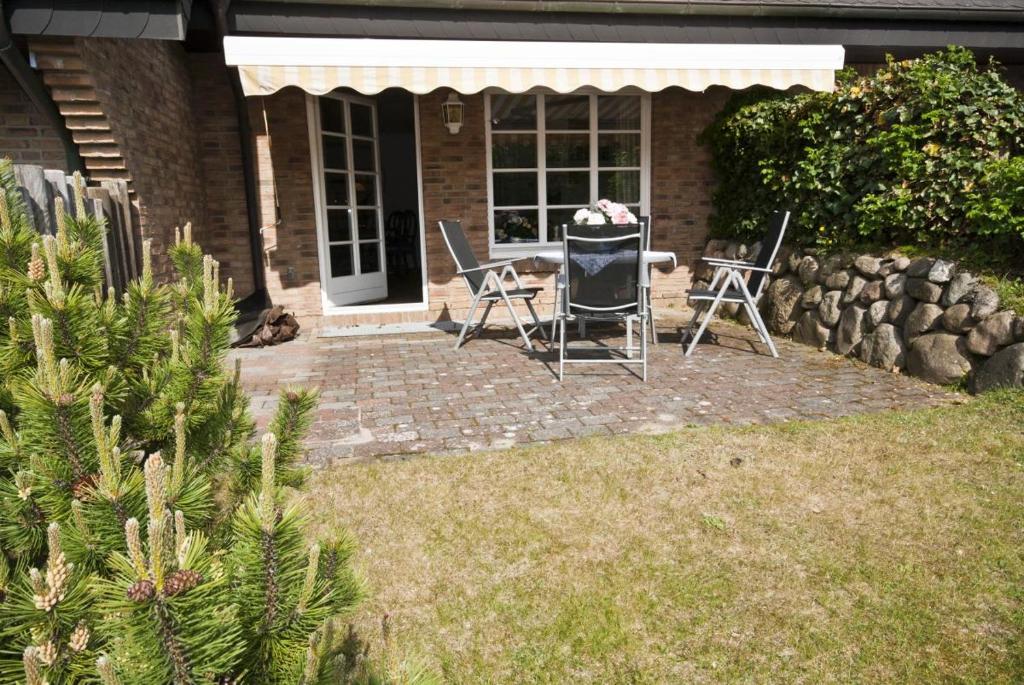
302, 391, 1024, 683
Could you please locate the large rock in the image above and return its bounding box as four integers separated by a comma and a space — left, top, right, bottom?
928, 259, 955, 284
801, 285, 824, 309
905, 257, 935, 279
797, 256, 820, 286
972, 343, 1024, 393
884, 273, 907, 299
906, 278, 943, 303
904, 303, 944, 343
886, 294, 916, 326
966, 310, 1017, 356
867, 300, 889, 328
941, 272, 977, 306
854, 255, 882, 278
860, 323, 906, 371
835, 305, 867, 356
824, 269, 852, 290
787, 250, 804, 273
793, 311, 832, 350
941, 303, 975, 334
842, 275, 867, 305
859, 280, 884, 304
890, 256, 911, 272
907, 333, 973, 385
747, 241, 763, 263
818, 254, 846, 280
965, 284, 1000, 319
765, 274, 804, 335
818, 290, 843, 327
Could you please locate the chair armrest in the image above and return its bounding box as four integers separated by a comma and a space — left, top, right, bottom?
702, 256, 754, 267
458, 260, 514, 275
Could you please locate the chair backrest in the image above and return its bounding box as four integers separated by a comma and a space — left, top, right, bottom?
563, 223, 643, 316
747, 210, 791, 299
438, 220, 486, 295
639, 215, 652, 251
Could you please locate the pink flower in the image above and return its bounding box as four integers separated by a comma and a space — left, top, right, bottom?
610, 205, 631, 225
595, 199, 613, 213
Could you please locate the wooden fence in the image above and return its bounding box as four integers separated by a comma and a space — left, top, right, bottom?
12, 163, 139, 294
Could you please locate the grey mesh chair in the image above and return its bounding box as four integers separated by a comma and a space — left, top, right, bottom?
556, 224, 647, 381
638, 216, 658, 344
439, 220, 547, 351
683, 210, 790, 358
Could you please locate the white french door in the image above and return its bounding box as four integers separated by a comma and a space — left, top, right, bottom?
313, 93, 387, 306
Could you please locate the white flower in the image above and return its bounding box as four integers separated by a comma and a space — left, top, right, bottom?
627, 212, 638, 224
586, 211, 606, 225
573, 208, 590, 224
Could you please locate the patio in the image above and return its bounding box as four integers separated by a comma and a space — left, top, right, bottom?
231, 319, 959, 466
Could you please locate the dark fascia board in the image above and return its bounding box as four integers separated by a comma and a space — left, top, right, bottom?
228, 3, 1024, 62
7, 0, 193, 40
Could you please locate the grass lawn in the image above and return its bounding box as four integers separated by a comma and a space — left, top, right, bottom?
303, 391, 1024, 684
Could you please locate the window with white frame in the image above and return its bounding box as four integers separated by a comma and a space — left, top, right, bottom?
486, 91, 650, 252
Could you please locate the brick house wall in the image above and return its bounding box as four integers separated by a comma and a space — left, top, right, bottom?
0, 62, 68, 169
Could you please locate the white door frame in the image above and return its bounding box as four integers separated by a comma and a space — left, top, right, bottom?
307, 92, 429, 316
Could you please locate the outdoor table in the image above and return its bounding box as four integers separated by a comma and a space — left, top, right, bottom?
533, 248, 677, 352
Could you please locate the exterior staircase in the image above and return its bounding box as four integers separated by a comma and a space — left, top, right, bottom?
26, 39, 133, 189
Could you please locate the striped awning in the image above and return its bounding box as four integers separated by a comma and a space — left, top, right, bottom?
223, 37, 845, 96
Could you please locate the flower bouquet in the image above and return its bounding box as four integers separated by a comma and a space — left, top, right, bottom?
572, 199, 638, 226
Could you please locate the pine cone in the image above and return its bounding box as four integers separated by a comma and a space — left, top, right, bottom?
163, 569, 202, 597
126, 579, 155, 602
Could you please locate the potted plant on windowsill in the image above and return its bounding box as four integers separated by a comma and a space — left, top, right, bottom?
573, 199, 638, 227
498, 212, 536, 243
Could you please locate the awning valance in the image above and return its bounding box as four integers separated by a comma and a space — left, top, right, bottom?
223, 37, 845, 96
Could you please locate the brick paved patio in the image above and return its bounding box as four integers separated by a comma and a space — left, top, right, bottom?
230, 321, 958, 467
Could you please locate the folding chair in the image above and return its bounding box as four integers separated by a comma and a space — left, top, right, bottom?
556, 224, 647, 381
683, 210, 790, 358
439, 220, 547, 351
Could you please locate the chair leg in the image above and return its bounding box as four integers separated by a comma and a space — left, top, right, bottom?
477, 301, 494, 334
734, 273, 780, 358
455, 290, 486, 350
646, 287, 658, 345
524, 298, 548, 343
558, 316, 566, 381
683, 301, 708, 347
550, 283, 561, 351
685, 274, 734, 357
641, 313, 648, 382
496, 286, 534, 352
626, 316, 634, 359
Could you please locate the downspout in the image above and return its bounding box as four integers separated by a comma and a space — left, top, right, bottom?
211, 0, 267, 305
0, 0, 83, 172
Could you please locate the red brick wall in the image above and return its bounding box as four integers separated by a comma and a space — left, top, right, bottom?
0, 62, 68, 170
189, 53, 255, 298
77, 38, 206, 281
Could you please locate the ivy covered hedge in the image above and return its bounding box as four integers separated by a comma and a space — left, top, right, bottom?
701, 47, 1024, 257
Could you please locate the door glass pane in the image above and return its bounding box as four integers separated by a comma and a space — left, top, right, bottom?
354, 174, 376, 206
359, 243, 381, 274
598, 133, 641, 168
357, 210, 378, 240
324, 173, 349, 206
491, 94, 536, 131
599, 170, 640, 204
353, 139, 375, 171
323, 136, 347, 170
492, 133, 536, 169
548, 208, 579, 241
545, 94, 589, 130
546, 133, 589, 168
329, 244, 353, 277
327, 209, 351, 242
598, 96, 641, 130
493, 172, 537, 207
494, 209, 539, 243
320, 99, 345, 133
350, 103, 374, 137
546, 171, 589, 206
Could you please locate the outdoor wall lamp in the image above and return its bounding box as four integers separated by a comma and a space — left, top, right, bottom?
441, 91, 464, 134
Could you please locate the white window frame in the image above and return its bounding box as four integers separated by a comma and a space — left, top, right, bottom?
485, 88, 652, 258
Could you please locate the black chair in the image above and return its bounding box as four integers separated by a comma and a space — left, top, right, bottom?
683, 210, 791, 357
556, 223, 647, 381
439, 220, 547, 351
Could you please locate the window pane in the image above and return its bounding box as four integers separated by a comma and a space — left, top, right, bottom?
359, 243, 380, 274
323, 136, 347, 170
598, 133, 640, 167
548, 208, 580, 241
494, 209, 539, 243
492, 133, 537, 169
546, 171, 589, 206
327, 209, 350, 242
350, 103, 374, 137
545, 94, 589, 130
598, 96, 641, 130
357, 210, 378, 240
354, 174, 376, 206
493, 172, 537, 206
325, 172, 348, 206
491, 94, 536, 131
320, 99, 344, 133
599, 170, 640, 204
546, 133, 589, 168
353, 139, 375, 171
330, 244, 353, 277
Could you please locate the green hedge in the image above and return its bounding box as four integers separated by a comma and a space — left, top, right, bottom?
700, 47, 1024, 257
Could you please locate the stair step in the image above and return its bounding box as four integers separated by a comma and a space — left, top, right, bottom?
32, 54, 87, 71
49, 87, 98, 103
89, 170, 133, 184
58, 102, 104, 116
42, 72, 96, 88
71, 130, 116, 144
84, 157, 128, 171
26, 39, 78, 55
65, 116, 111, 131
78, 143, 122, 158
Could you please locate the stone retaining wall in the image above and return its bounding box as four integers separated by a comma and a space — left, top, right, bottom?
697, 240, 1024, 392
